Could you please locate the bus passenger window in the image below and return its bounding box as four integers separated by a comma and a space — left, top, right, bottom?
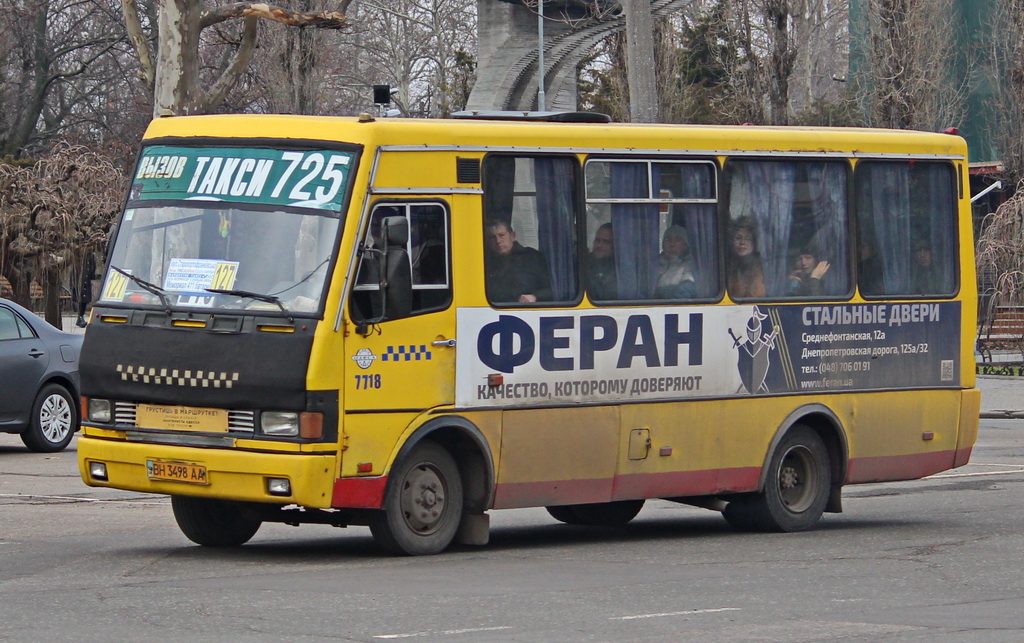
855, 161, 957, 297
584, 159, 718, 302
482, 155, 578, 305
723, 160, 850, 300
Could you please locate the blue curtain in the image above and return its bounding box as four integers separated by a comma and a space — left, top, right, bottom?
921, 165, 956, 293
738, 162, 796, 296
679, 164, 718, 297
805, 162, 849, 295
610, 163, 660, 299
864, 163, 912, 294
534, 157, 577, 300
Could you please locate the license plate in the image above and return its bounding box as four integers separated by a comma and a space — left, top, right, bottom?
136, 404, 228, 432
147, 460, 209, 484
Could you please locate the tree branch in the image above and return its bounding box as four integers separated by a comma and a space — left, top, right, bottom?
203, 17, 259, 111
200, 2, 349, 30
121, 0, 154, 91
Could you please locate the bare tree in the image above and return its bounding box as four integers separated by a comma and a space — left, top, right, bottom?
338, 0, 476, 117
0, 0, 130, 157
0, 145, 126, 324
988, 0, 1024, 186
976, 182, 1024, 330
788, 0, 849, 118
853, 0, 967, 131
120, 0, 352, 117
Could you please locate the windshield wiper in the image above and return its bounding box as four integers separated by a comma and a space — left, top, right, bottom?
205, 288, 293, 321
111, 266, 171, 312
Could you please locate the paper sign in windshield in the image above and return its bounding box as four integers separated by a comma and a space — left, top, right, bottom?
164, 258, 239, 293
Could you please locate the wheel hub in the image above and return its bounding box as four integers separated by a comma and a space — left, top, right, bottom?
780, 465, 799, 489
40, 394, 72, 443
400, 464, 446, 533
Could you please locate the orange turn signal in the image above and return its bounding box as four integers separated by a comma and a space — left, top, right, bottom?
299, 412, 323, 439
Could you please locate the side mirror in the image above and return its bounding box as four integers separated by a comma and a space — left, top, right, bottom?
354, 246, 385, 333
352, 216, 412, 335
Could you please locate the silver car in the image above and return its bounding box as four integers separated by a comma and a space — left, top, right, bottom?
0, 298, 82, 451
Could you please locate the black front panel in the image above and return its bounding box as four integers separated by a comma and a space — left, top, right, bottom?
81, 310, 316, 410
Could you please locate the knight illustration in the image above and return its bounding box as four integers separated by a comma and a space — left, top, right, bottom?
730, 306, 779, 394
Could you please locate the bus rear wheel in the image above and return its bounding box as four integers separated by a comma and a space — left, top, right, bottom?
171, 496, 262, 546
545, 500, 645, 526
370, 441, 463, 555
723, 425, 830, 533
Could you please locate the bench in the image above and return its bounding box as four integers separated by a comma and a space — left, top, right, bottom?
977, 304, 1024, 363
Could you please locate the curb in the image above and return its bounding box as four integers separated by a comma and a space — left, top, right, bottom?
981, 411, 1024, 419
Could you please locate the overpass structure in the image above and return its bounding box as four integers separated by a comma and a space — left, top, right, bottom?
467, 0, 690, 112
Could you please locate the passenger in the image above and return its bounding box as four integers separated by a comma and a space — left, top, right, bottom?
727, 217, 765, 298
655, 225, 697, 299
787, 245, 830, 296
858, 239, 883, 295
911, 240, 939, 293
484, 220, 552, 303
586, 222, 617, 300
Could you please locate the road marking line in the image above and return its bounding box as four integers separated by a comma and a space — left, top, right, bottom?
926, 470, 1024, 479
0, 493, 166, 505
612, 607, 740, 620
375, 626, 513, 639
962, 463, 1024, 468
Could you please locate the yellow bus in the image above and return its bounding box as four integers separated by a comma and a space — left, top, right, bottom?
78, 112, 979, 555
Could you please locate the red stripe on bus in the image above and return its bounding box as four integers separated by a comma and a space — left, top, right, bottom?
332, 476, 388, 508
492, 467, 761, 509
845, 450, 957, 483
492, 477, 613, 509
953, 446, 974, 468
611, 466, 762, 499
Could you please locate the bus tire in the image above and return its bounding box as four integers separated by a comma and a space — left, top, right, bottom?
21, 383, 76, 453
370, 441, 463, 555
723, 425, 830, 533
545, 505, 584, 524
171, 496, 262, 547
546, 500, 644, 526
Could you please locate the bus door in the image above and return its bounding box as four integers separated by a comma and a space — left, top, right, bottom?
343, 201, 455, 453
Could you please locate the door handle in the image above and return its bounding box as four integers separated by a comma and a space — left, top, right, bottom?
28, 348, 45, 358
432, 339, 456, 347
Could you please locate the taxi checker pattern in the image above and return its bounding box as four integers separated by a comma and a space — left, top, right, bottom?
117, 364, 240, 388
382, 345, 432, 362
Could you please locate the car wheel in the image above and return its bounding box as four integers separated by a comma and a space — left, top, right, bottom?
21, 383, 77, 453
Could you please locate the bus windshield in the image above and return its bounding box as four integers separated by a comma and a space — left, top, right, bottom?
99, 143, 355, 315
103, 203, 340, 314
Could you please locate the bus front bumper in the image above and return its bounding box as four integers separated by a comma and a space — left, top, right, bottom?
78, 434, 337, 508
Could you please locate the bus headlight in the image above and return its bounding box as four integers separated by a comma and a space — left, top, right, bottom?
88, 399, 112, 423
260, 411, 299, 437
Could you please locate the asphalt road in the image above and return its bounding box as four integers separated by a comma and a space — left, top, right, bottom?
2, 420, 1024, 642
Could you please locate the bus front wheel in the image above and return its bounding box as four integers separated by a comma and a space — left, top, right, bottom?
370, 441, 463, 555
545, 500, 645, 526
723, 425, 830, 533
171, 496, 262, 546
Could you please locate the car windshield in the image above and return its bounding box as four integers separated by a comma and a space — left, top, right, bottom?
99, 144, 353, 315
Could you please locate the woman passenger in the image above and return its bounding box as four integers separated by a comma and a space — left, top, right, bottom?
655, 225, 696, 299
727, 217, 765, 298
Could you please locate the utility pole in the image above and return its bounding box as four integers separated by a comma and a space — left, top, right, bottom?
537, 0, 546, 111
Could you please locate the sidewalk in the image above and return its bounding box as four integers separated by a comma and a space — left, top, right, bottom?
978, 374, 1024, 418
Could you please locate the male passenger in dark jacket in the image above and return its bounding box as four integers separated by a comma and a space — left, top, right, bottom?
484, 220, 553, 303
